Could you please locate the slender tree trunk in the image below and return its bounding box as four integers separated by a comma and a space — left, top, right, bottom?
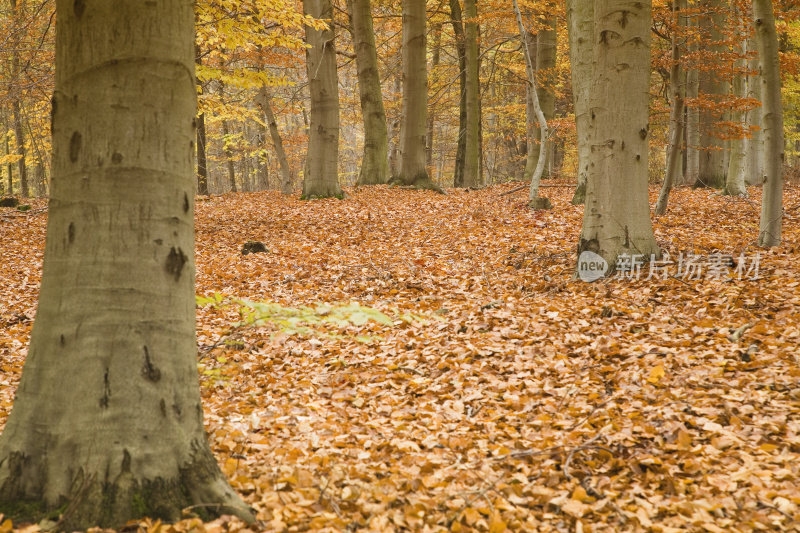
257, 88, 293, 194
461, 0, 481, 187
696, 0, 728, 188
745, 33, 764, 186
196, 113, 209, 195
566, 0, 592, 205
725, 15, 748, 197
393, 0, 440, 191
685, 26, 700, 186
12, 100, 28, 197
9, 0, 28, 197
656, 0, 687, 215
513, 0, 550, 209
753, 0, 783, 247
221, 120, 237, 193
578, 0, 658, 271
426, 23, 442, 170
302, 0, 342, 198
256, 121, 269, 190
3, 123, 12, 195
530, 15, 556, 181
0, 1, 253, 528
449, 0, 467, 187
388, 75, 401, 176
347, 0, 390, 186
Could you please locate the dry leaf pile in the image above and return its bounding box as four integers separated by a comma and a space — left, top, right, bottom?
1, 184, 800, 532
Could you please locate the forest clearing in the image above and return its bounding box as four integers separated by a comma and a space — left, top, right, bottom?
2, 184, 799, 532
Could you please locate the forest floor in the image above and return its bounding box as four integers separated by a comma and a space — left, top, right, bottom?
1, 183, 800, 532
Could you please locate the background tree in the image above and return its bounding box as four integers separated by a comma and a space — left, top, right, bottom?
566, 0, 592, 204
0, 0, 253, 528
753, 0, 783, 247
347, 0, 390, 186
302, 0, 342, 198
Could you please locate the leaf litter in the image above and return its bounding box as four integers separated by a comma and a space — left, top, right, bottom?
1, 183, 800, 532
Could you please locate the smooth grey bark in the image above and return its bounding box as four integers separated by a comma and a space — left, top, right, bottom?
513, 0, 549, 208
393, 0, 441, 191
685, 24, 700, 186
696, 0, 728, 188
461, 0, 482, 187
3, 123, 12, 195
256, 121, 269, 190
388, 75, 402, 176
303, 0, 343, 198
529, 16, 557, 181
0, 0, 254, 529
449, 0, 468, 187
347, 0, 390, 185
753, 0, 783, 247
221, 119, 238, 192
566, 0, 592, 204
745, 33, 764, 186
578, 0, 659, 271
655, 0, 687, 215
725, 20, 748, 197
427, 23, 442, 170
9, 0, 28, 197
256, 88, 293, 194
196, 113, 210, 195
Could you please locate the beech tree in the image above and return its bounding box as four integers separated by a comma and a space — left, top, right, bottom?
0, 0, 253, 529
347, 0, 390, 186
392, 0, 440, 191
577, 0, 659, 271
566, 0, 591, 205
753, 0, 783, 247
302, 0, 342, 198
461, 0, 481, 188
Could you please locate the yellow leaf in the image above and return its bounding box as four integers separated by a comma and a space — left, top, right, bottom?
647, 364, 665, 384
488, 511, 507, 533
759, 443, 778, 453
571, 485, 595, 503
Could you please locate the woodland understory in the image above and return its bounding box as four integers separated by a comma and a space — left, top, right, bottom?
1, 183, 800, 532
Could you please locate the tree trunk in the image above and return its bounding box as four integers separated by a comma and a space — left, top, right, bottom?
530, 15, 557, 181
256, 121, 269, 190
196, 113, 210, 195
449, 0, 467, 187
0, 1, 253, 529
513, 0, 550, 209
393, 0, 440, 191
696, 0, 728, 188
426, 23, 442, 170
347, 0, 390, 186
221, 120, 237, 192
12, 100, 28, 198
303, 0, 342, 198
461, 0, 481, 187
566, 0, 592, 205
745, 33, 764, 186
3, 123, 12, 195
725, 16, 748, 197
257, 88, 293, 194
655, 0, 687, 215
753, 0, 783, 247
578, 0, 659, 271
685, 22, 700, 186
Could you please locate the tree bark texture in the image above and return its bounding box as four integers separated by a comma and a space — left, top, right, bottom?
394, 0, 440, 191
753, 0, 783, 247
566, 0, 592, 205
196, 113, 209, 195
578, 0, 659, 270
303, 0, 343, 198
0, 0, 253, 529
449, 0, 467, 187
461, 0, 482, 187
348, 0, 390, 186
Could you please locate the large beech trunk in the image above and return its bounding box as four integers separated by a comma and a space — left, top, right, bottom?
461, 0, 481, 187
302, 0, 342, 198
0, 1, 253, 529
753, 0, 783, 247
348, 0, 390, 186
577, 0, 659, 271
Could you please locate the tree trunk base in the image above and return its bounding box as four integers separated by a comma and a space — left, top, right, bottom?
0, 442, 255, 530
570, 182, 586, 205
528, 196, 553, 210
388, 173, 445, 194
